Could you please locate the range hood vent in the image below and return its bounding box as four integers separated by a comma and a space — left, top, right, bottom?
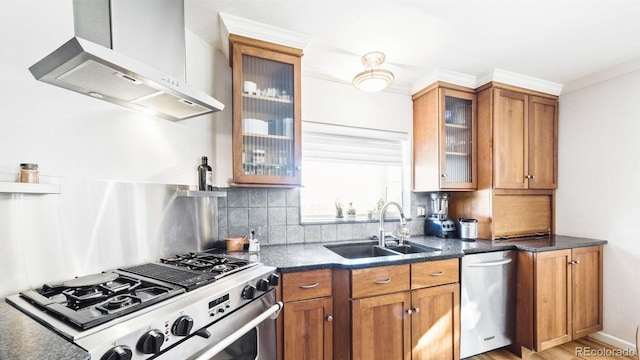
29, 0, 224, 121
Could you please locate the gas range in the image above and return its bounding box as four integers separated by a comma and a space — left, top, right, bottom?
6, 252, 281, 360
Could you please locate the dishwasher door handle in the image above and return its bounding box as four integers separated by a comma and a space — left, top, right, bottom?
466, 258, 513, 267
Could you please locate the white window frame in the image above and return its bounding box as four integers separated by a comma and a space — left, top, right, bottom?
300, 120, 411, 223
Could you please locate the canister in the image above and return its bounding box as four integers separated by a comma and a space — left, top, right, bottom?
458, 218, 478, 240
19, 163, 39, 183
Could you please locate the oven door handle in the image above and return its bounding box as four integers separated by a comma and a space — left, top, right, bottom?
193, 301, 283, 360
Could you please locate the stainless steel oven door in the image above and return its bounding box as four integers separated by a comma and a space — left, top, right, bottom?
156, 291, 282, 360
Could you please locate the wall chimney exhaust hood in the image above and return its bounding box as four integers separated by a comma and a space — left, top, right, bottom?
29, 0, 224, 121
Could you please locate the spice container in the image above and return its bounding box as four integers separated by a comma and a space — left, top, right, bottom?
19, 163, 39, 183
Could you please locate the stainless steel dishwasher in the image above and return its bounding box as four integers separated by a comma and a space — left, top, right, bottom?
460, 250, 516, 358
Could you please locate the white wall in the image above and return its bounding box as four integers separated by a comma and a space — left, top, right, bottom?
0, 0, 413, 296
556, 69, 640, 346
302, 76, 412, 133
0, 0, 232, 187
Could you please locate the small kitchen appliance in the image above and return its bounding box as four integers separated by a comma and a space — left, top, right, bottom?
425, 193, 456, 237
458, 218, 478, 241
6, 252, 281, 360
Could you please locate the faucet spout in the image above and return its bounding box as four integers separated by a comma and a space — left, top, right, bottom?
378, 201, 406, 247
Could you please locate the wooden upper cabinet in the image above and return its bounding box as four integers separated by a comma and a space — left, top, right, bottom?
413, 83, 477, 191
229, 35, 302, 187
528, 96, 558, 189
493, 89, 557, 189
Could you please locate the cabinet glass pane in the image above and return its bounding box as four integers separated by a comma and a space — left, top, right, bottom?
444, 96, 473, 183
241, 55, 295, 177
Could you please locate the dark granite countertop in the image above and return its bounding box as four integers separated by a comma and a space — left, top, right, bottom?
0, 234, 605, 359
257, 234, 608, 272
0, 301, 89, 360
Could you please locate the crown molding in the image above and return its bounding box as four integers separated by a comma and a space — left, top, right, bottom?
477, 68, 563, 95
411, 69, 477, 94
560, 58, 640, 95
219, 12, 311, 60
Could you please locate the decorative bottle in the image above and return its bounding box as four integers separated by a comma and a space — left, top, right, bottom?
197, 156, 213, 191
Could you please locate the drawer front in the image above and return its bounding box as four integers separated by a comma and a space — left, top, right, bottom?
283, 269, 332, 302
411, 258, 459, 289
351, 264, 410, 299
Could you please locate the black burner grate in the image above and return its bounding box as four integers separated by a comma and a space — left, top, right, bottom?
121, 263, 217, 291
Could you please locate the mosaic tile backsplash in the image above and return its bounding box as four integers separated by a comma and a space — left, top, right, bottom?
218, 188, 434, 246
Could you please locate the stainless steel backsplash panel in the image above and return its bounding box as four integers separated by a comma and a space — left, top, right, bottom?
0, 175, 222, 298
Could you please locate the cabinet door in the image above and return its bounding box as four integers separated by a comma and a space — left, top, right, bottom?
494, 89, 528, 189
528, 96, 558, 189
411, 284, 460, 360
284, 297, 333, 360
572, 246, 603, 339
440, 89, 477, 190
535, 249, 572, 351
231, 36, 302, 186
352, 292, 411, 360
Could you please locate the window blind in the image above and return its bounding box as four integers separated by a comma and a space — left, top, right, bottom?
302, 122, 406, 166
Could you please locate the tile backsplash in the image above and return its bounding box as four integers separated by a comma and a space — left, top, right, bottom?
218, 188, 434, 245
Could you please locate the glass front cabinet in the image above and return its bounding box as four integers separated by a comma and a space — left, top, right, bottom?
413, 84, 477, 191
230, 35, 302, 187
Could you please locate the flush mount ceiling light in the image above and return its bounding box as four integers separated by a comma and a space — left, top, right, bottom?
352, 52, 394, 92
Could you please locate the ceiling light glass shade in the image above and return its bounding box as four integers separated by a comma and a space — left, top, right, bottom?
353, 51, 394, 92
353, 69, 395, 92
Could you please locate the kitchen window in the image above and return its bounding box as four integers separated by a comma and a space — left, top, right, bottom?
300, 121, 410, 222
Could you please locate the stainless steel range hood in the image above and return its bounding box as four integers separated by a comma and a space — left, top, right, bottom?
29, 0, 224, 121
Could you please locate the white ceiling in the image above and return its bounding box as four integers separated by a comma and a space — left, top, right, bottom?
184, 0, 640, 94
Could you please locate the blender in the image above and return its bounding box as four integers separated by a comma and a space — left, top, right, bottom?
425, 193, 456, 237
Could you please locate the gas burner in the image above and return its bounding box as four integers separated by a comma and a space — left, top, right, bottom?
157, 252, 255, 280
208, 263, 239, 273
96, 295, 142, 314
63, 287, 108, 309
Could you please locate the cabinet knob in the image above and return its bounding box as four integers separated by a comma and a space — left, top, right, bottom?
326, 315, 333, 322
569, 260, 580, 265
413, 307, 420, 313
525, 174, 536, 179
406, 309, 413, 315
441, 174, 447, 178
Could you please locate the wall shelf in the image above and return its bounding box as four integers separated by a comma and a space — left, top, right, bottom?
175, 190, 227, 198
0, 181, 61, 194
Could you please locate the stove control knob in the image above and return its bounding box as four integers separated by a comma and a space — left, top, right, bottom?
172, 315, 194, 336
137, 329, 165, 354
100, 345, 132, 360
268, 273, 280, 286
257, 278, 270, 291
242, 284, 257, 300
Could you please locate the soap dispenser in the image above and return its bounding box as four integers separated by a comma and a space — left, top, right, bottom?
248, 229, 260, 253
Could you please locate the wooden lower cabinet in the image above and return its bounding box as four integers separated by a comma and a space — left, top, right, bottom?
349, 262, 460, 360
352, 292, 411, 360
411, 284, 460, 360
280, 269, 333, 360
515, 246, 603, 354
284, 297, 333, 360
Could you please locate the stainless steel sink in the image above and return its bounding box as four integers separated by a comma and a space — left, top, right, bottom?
324, 242, 398, 259
325, 241, 441, 259
385, 243, 441, 254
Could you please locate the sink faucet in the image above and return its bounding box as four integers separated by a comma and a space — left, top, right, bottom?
378, 201, 407, 247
